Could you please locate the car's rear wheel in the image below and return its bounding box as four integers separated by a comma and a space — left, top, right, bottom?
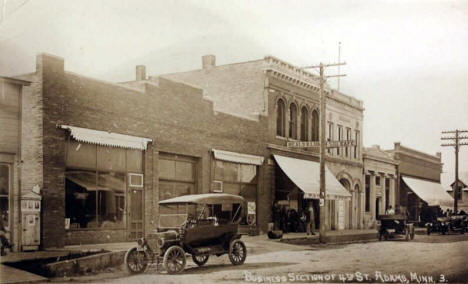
228, 239, 247, 265
192, 254, 209, 266
163, 246, 186, 274
125, 247, 148, 274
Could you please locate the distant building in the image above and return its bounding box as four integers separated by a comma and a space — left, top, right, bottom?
447, 171, 468, 212
387, 142, 452, 222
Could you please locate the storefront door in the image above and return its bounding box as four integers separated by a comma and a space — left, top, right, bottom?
0, 164, 10, 239
128, 185, 144, 240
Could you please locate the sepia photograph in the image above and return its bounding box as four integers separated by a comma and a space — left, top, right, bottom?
0, 1, 467, 283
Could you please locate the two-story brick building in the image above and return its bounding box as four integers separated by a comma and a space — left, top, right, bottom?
5, 53, 366, 249
159, 55, 364, 231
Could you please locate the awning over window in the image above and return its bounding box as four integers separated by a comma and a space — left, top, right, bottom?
402, 176, 453, 208
213, 149, 264, 165
273, 155, 351, 200
60, 125, 152, 150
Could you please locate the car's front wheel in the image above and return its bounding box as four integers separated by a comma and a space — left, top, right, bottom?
163, 245, 186, 274
192, 254, 209, 266
228, 239, 247, 265
124, 247, 148, 274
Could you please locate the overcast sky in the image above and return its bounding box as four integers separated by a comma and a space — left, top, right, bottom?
1, 0, 467, 187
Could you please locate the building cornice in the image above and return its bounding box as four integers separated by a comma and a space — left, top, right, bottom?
363, 153, 399, 166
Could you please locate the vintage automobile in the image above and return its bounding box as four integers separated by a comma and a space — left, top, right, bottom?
427, 214, 467, 235
377, 214, 415, 241
124, 193, 248, 274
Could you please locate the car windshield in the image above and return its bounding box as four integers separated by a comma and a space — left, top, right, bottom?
158, 202, 243, 228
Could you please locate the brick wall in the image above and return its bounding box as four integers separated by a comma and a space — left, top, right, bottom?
35, 54, 271, 246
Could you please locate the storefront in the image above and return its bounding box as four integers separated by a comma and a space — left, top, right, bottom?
60, 125, 152, 242
401, 176, 453, 222
211, 149, 264, 232
273, 155, 351, 231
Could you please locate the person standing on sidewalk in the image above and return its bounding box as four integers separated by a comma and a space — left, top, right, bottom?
0, 213, 12, 255
305, 204, 315, 235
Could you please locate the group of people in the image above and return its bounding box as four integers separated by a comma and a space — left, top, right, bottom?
272, 202, 316, 235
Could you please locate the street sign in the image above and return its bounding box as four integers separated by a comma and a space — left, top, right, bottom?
287, 140, 355, 148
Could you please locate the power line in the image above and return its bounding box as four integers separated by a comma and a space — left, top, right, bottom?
441, 129, 468, 213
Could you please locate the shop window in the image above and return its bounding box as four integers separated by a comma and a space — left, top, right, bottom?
158, 153, 197, 201
312, 110, 319, 141
365, 175, 370, 212
289, 103, 298, 139
65, 140, 143, 230
276, 99, 286, 137
213, 160, 258, 225
0, 164, 9, 229
300, 107, 308, 141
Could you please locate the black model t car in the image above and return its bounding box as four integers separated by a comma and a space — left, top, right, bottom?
124, 193, 247, 274
378, 214, 415, 241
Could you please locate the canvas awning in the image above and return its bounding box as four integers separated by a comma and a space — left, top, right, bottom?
273, 155, 351, 200
402, 176, 453, 208
60, 125, 152, 150
213, 149, 264, 165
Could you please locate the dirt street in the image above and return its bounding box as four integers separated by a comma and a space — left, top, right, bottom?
50, 233, 468, 283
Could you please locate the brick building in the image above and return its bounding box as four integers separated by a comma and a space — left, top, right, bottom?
388, 142, 452, 222
5, 53, 366, 249
0, 76, 31, 251
157, 55, 364, 231
362, 145, 398, 228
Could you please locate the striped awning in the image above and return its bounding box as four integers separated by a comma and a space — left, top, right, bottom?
60, 125, 152, 150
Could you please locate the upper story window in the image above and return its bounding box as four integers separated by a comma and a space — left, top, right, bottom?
312, 110, 319, 141
276, 99, 286, 137
354, 130, 360, 159
345, 127, 351, 157
289, 103, 298, 139
327, 122, 333, 154
300, 107, 309, 141
337, 125, 343, 155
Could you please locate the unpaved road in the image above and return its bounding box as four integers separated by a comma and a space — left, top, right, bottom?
50, 233, 468, 283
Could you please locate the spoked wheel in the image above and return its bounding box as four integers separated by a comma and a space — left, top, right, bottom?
192, 254, 209, 266
228, 239, 247, 265
163, 246, 186, 274
124, 247, 148, 274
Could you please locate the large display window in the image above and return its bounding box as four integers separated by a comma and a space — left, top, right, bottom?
65, 141, 142, 230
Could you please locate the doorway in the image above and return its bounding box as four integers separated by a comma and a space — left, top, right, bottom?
376, 197, 381, 217
127, 174, 144, 240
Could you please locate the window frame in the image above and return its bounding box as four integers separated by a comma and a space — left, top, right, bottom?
276, 99, 286, 137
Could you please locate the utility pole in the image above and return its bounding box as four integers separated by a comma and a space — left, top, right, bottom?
441, 129, 468, 213
303, 62, 346, 243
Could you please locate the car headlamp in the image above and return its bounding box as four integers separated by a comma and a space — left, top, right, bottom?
137, 238, 146, 247
157, 238, 165, 247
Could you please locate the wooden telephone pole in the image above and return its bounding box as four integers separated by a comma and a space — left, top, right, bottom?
441, 129, 468, 213
303, 62, 346, 243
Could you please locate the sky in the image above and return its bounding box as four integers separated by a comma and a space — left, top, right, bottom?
0, 0, 467, 187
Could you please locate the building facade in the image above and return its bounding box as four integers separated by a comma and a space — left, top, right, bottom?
447, 171, 468, 212
388, 142, 450, 222
160, 55, 364, 231
5, 53, 366, 249
362, 145, 398, 228
0, 76, 31, 251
